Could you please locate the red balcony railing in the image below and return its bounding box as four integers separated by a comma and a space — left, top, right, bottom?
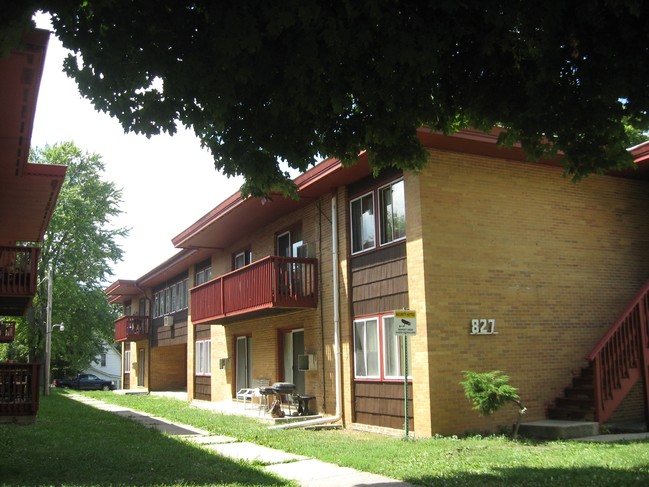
0, 363, 40, 422
0, 321, 16, 342
0, 246, 40, 315
191, 256, 318, 325
114, 315, 150, 342
587, 279, 649, 423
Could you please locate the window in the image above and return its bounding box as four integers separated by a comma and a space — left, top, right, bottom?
195, 266, 212, 286
383, 315, 413, 379
195, 340, 212, 375
350, 177, 406, 255
353, 313, 413, 381
124, 350, 131, 373
152, 277, 190, 318
353, 318, 380, 378
350, 192, 375, 254
233, 250, 252, 269
100, 353, 107, 367
379, 179, 406, 245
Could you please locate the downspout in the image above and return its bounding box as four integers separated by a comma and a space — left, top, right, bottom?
269, 191, 342, 429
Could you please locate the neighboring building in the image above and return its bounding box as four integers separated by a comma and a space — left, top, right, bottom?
0, 29, 67, 422
106, 128, 649, 436
82, 343, 122, 390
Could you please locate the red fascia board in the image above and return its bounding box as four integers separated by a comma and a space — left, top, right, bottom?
630, 141, 649, 165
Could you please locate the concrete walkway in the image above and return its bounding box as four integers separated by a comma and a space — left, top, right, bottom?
66, 394, 414, 486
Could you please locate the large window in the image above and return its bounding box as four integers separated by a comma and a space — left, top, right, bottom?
353, 318, 380, 378
350, 177, 405, 255
195, 340, 211, 376
354, 313, 413, 380
153, 278, 189, 318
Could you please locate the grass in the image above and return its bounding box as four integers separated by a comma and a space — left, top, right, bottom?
2, 390, 648, 486
0, 392, 292, 486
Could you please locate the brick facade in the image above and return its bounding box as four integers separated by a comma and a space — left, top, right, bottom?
409, 149, 649, 436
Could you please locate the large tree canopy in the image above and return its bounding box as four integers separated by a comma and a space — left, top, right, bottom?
5, 2, 649, 195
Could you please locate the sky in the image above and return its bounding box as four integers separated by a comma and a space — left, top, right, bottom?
30, 15, 244, 283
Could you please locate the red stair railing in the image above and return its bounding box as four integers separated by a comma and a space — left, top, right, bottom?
587, 280, 649, 423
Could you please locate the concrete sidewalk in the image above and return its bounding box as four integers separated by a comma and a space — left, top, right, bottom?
67, 394, 414, 486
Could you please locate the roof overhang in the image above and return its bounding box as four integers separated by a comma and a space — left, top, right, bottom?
0, 28, 67, 244
171, 154, 372, 251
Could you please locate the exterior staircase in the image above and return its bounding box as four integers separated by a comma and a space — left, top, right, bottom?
548, 280, 649, 425
548, 364, 595, 421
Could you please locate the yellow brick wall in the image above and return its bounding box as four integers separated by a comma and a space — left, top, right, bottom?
409, 149, 649, 436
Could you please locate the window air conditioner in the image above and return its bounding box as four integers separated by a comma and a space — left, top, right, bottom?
295, 243, 315, 258
297, 353, 317, 371
163, 315, 174, 327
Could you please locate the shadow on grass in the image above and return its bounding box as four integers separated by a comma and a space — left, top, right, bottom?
0, 392, 292, 486
406, 464, 648, 486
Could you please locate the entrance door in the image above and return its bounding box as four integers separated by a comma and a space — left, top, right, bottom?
235, 336, 252, 392
137, 348, 145, 387
283, 329, 305, 394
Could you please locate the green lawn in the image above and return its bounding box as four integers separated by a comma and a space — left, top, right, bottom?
2, 390, 648, 486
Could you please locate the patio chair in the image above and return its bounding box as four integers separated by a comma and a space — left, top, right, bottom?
235, 388, 255, 408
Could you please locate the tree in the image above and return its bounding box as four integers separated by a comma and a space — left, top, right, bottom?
4, 2, 649, 196
3, 142, 128, 377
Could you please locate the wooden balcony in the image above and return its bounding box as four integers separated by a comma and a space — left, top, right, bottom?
114, 315, 150, 342
191, 256, 318, 325
0, 363, 40, 423
0, 246, 40, 316
0, 321, 16, 343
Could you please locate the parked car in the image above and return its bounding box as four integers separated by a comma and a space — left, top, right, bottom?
53, 373, 115, 391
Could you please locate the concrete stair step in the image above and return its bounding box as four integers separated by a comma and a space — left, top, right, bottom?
519, 420, 599, 440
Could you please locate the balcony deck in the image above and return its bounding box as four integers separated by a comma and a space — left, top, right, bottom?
0, 246, 39, 316
114, 316, 151, 342
191, 256, 318, 325
0, 363, 40, 423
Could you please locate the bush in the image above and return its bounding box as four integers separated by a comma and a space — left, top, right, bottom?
461, 370, 527, 438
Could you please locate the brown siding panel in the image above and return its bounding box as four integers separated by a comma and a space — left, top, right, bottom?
194, 376, 211, 401
195, 325, 211, 340
351, 243, 408, 317
355, 382, 414, 430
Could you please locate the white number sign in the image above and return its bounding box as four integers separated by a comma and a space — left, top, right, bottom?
470, 319, 497, 335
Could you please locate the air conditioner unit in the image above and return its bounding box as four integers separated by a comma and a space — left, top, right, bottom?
218, 358, 229, 370
295, 242, 315, 258
163, 315, 174, 327
297, 353, 317, 371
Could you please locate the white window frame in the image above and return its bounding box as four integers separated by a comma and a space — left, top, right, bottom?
350, 191, 376, 255
234, 250, 252, 269
124, 350, 131, 373
195, 340, 212, 376
382, 315, 413, 379
353, 318, 380, 379
378, 179, 406, 246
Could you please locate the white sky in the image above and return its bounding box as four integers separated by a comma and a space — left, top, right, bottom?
30, 15, 244, 282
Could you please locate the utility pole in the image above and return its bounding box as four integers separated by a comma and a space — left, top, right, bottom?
44, 267, 52, 396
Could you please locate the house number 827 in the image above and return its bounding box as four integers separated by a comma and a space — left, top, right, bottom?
470, 319, 497, 335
